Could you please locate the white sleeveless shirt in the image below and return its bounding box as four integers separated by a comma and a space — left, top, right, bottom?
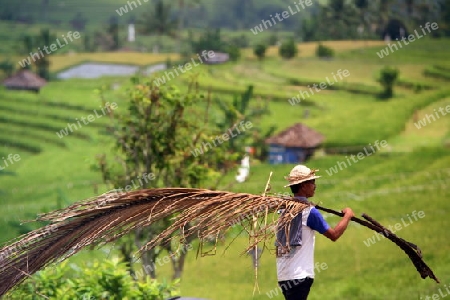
276, 206, 317, 281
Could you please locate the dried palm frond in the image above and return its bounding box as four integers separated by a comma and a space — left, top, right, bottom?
0, 188, 307, 296
0, 188, 439, 297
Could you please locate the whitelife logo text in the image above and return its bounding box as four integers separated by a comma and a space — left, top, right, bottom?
190, 121, 253, 157
376, 22, 439, 58
18, 31, 81, 68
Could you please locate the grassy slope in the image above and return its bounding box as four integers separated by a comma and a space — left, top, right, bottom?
0, 77, 128, 240
176, 150, 450, 300
0, 39, 449, 299
167, 39, 450, 148
131, 39, 450, 299
389, 97, 450, 151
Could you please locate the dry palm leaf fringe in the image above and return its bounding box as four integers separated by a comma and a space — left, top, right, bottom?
0, 188, 439, 297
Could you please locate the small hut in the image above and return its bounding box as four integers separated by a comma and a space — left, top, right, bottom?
3, 69, 47, 93
265, 123, 324, 164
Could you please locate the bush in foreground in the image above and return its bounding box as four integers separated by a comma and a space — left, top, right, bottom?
7, 258, 179, 300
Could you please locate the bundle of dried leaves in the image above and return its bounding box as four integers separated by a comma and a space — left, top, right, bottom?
0, 188, 438, 297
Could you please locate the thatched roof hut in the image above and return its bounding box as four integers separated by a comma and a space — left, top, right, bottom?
265, 123, 324, 164
3, 69, 47, 93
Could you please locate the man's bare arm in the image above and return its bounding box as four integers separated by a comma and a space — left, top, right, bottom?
323, 208, 354, 242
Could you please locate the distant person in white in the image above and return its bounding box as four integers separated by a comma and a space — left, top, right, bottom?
276, 165, 354, 300
236, 155, 250, 183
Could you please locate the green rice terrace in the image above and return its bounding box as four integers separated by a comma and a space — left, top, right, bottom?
0, 38, 449, 300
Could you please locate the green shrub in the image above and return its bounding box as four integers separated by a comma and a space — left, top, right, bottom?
7, 258, 179, 300
377, 66, 399, 99
226, 44, 241, 61
316, 43, 335, 58
278, 39, 298, 59
253, 44, 267, 60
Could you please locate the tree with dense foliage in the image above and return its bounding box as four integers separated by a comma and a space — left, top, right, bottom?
215, 85, 276, 161
317, 0, 360, 40
95, 77, 246, 279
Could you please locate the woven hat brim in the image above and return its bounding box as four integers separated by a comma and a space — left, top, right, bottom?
284, 175, 321, 188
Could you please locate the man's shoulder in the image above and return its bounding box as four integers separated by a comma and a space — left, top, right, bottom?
306, 207, 330, 234
307, 207, 325, 220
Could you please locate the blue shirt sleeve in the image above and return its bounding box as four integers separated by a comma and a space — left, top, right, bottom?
307, 207, 330, 234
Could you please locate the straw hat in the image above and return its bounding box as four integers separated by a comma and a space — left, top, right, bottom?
284, 165, 321, 187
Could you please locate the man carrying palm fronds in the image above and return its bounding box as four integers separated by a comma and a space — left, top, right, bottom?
276, 165, 355, 300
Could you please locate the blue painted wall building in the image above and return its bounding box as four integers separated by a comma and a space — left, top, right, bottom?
265, 123, 324, 165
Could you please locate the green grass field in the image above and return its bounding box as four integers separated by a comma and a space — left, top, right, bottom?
0, 39, 449, 300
